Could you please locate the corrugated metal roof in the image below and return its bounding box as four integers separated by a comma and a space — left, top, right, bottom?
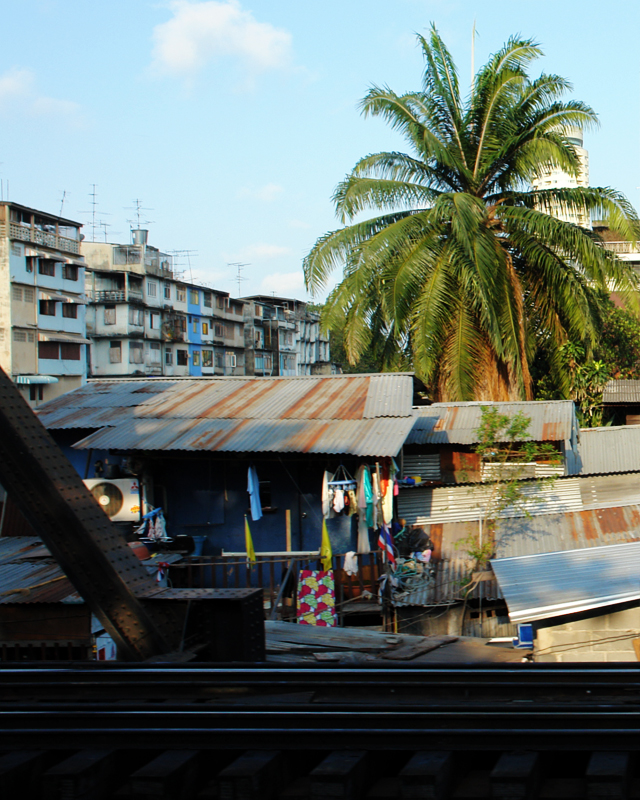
398, 473, 640, 528
0, 562, 80, 604
396, 473, 640, 607
491, 541, 640, 622
578, 425, 640, 475
0, 537, 45, 565
406, 400, 577, 445
37, 374, 415, 456
603, 379, 640, 404
72, 416, 415, 457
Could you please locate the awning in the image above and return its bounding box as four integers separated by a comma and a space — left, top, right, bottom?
15, 375, 59, 385
491, 541, 640, 622
38, 333, 91, 344
25, 248, 84, 267
39, 290, 73, 303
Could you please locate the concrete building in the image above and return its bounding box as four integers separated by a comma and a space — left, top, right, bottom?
0, 202, 87, 406
242, 295, 331, 377
83, 231, 246, 378
531, 126, 590, 228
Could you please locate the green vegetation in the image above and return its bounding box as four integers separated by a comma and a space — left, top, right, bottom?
304, 26, 640, 401
456, 407, 559, 575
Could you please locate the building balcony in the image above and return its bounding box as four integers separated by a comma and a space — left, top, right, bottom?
1, 221, 80, 255
90, 290, 126, 303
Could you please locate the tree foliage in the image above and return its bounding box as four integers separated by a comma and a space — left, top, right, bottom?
304, 27, 640, 401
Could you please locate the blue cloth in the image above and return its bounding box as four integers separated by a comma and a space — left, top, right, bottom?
247, 465, 263, 521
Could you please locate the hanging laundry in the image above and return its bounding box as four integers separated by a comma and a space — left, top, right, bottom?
346, 489, 358, 516
297, 570, 337, 626
332, 488, 345, 513
247, 465, 263, 521
381, 458, 396, 525
322, 470, 335, 519
357, 512, 371, 554
343, 551, 359, 576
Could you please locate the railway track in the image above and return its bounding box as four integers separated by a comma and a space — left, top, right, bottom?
3, 663, 640, 797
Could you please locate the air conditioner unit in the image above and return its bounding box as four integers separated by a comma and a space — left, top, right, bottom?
83, 478, 142, 522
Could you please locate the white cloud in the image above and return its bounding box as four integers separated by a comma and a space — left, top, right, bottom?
260, 270, 306, 297
151, 0, 293, 78
0, 67, 83, 123
236, 182, 284, 202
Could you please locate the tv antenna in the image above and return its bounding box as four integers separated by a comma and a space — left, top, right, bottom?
228, 262, 250, 297
168, 250, 198, 282
125, 199, 154, 232
79, 184, 100, 241
59, 190, 68, 217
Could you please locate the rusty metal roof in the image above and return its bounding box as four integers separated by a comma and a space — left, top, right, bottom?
578, 425, 640, 474
0, 562, 80, 604
406, 400, 577, 445
37, 374, 415, 457
72, 416, 415, 457
603, 379, 640, 404
396, 474, 640, 607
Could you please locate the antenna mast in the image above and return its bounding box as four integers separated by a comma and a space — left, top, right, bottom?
228, 262, 250, 297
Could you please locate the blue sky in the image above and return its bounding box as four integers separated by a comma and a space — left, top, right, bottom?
1, 0, 638, 298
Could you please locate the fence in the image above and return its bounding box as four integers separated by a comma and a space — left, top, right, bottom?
167, 551, 384, 623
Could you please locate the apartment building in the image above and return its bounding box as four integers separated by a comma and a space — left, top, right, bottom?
0, 202, 87, 406
242, 295, 331, 377
83, 231, 245, 377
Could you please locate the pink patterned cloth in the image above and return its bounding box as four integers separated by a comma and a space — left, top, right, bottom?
297, 569, 337, 626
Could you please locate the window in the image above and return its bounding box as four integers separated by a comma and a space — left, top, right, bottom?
203, 292, 212, 308
176, 287, 186, 303
216, 296, 225, 309
177, 349, 188, 366
129, 341, 144, 364
233, 304, 243, 315
60, 343, 81, 360
109, 341, 122, 363
164, 284, 171, 299
165, 349, 173, 365
38, 260, 56, 277
38, 341, 59, 359
202, 322, 209, 335
192, 350, 201, 366
281, 354, 296, 372
62, 304, 78, 319
256, 353, 273, 371
62, 265, 78, 281
39, 300, 56, 316
202, 349, 213, 367
189, 289, 199, 305
113, 246, 141, 265
147, 282, 157, 297
29, 385, 43, 402
215, 351, 224, 368
149, 312, 159, 329
214, 323, 228, 338
149, 342, 161, 364
254, 329, 264, 348
25, 257, 34, 273
24, 287, 34, 303
104, 305, 116, 325
12, 286, 22, 301
13, 330, 26, 342
280, 330, 294, 347
224, 351, 237, 368
192, 318, 199, 333
129, 307, 143, 326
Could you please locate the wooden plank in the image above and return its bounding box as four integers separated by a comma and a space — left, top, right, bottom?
310, 750, 369, 800
586, 752, 630, 799
491, 751, 540, 799
42, 750, 120, 800
266, 620, 422, 651
400, 751, 453, 799
381, 636, 458, 661
218, 750, 282, 800
129, 750, 202, 800
0, 750, 48, 798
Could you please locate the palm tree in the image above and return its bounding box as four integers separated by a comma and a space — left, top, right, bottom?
303, 27, 640, 401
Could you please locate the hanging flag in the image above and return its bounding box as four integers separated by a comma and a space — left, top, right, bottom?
320, 519, 332, 570
378, 523, 396, 568
244, 515, 256, 565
